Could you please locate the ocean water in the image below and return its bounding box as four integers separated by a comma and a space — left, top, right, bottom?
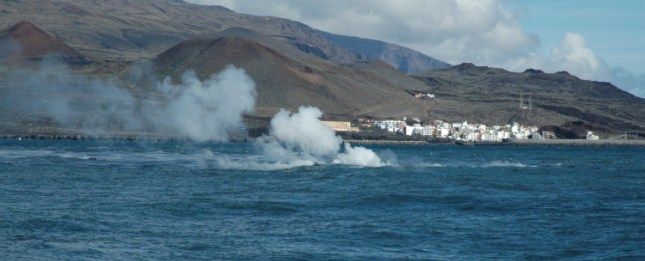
1, 140, 643, 259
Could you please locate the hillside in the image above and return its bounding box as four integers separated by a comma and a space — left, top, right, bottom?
0, 4, 642, 138
412, 63, 645, 134
0, 0, 447, 73
319, 31, 451, 73
0, 21, 437, 136
153, 36, 431, 118
0, 21, 86, 63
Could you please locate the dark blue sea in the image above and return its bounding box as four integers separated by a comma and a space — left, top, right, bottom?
1, 140, 643, 259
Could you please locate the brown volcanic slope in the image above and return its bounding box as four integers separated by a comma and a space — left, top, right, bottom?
0, 21, 86, 63
154, 36, 431, 118
411, 63, 645, 134
0, 0, 447, 72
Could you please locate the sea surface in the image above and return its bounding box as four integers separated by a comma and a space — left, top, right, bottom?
1, 140, 643, 259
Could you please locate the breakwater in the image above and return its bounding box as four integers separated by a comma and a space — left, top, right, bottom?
500, 139, 645, 147
2, 134, 644, 147
343, 139, 645, 147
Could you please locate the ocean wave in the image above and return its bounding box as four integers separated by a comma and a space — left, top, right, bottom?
0, 147, 388, 171
402, 160, 538, 168
481, 160, 530, 168
408, 162, 445, 168
0, 148, 200, 163
0, 148, 56, 159
213, 156, 317, 171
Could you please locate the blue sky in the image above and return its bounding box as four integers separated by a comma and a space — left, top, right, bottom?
514, 0, 645, 74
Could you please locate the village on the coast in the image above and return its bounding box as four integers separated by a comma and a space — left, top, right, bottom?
322, 118, 601, 142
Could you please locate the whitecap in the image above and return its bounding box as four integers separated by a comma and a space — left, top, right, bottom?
214, 156, 316, 171
481, 160, 528, 168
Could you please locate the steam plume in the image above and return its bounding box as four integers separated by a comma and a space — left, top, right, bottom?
254, 106, 385, 167
1, 61, 388, 169
156, 66, 256, 141
0, 62, 255, 141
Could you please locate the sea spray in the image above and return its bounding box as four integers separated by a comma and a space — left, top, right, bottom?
333, 143, 384, 167
210, 106, 388, 170
262, 106, 341, 159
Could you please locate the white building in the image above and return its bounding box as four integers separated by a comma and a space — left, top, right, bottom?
498, 130, 510, 140
586, 131, 599, 140
421, 126, 435, 136
438, 126, 450, 138
375, 120, 406, 133
405, 124, 422, 136
375, 117, 539, 142
482, 130, 500, 142
463, 131, 478, 141
405, 124, 436, 136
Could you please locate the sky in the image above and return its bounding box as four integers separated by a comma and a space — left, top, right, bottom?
513, 0, 645, 74
185, 0, 645, 97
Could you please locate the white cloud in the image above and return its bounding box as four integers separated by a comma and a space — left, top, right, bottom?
542, 33, 645, 97
545, 33, 611, 80
185, 0, 645, 97
187, 0, 537, 67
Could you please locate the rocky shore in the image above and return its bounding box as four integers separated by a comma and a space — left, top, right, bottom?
0, 133, 189, 142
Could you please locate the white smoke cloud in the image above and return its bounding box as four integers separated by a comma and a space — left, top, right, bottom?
0, 62, 142, 132
334, 143, 384, 167
156, 66, 256, 141
210, 106, 386, 169
0, 62, 256, 140
0, 38, 21, 60
0, 61, 389, 169
266, 107, 341, 157
256, 106, 386, 167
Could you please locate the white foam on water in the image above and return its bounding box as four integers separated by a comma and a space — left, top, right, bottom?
411, 162, 445, 168
214, 156, 316, 171
481, 160, 529, 168
333, 143, 385, 167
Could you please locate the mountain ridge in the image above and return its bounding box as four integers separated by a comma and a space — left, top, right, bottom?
152, 35, 431, 118
319, 31, 451, 73
0, 0, 447, 73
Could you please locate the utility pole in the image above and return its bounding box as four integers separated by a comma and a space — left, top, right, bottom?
528, 94, 533, 124
528, 95, 532, 111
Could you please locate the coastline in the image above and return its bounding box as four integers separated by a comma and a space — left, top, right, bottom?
497, 139, 645, 147
345, 138, 645, 147
2, 134, 644, 147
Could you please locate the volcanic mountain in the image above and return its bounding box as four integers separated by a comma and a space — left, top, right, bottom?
153, 35, 431, 118
0, 21, 86, 63
0, 0, 446, 72
0, 2, 642, 138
